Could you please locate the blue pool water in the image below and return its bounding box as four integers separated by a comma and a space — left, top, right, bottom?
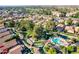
49, 37, 67, 46
50, 37, 61, 44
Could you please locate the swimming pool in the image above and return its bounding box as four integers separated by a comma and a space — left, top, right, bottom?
50, 37, 61, 44
49, 37, 68, 46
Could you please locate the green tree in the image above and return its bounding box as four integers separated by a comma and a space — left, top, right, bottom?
65, 19, 73, 25
19, 19, 35, 31
44, 20, 56, 32
26, 29, 36, 39
33, 25, 44, 39
43, 43, 56, 54
48, 48, 56, 54
66, 45, 74, 54
0, 16, 3, 20
76, 22, 79, 26
59, 12, 66, 17
5, 20, 15, 27
43, 9, 52, 15
71, 12, 79, 18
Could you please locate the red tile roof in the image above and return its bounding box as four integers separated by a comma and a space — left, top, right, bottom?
3, 39, 17, 49
0, 34, 11, 44
0, 31, 10, 38
8, 45, 23, 54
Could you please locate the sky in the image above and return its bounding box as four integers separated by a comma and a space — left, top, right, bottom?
0, 0, 79, 6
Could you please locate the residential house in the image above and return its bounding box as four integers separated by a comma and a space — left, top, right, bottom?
72, 19, 79, 24
8, 45, 23, 54
0, 34, 11, 44
74, 27, 79, 33
0, 44, 8, 54
0, 28, 9, 33
65, 26, 75, 33
53, 18, 60, 22
52, 11, 61, 17
0, 31, 10, 38
3, 39, 18, 49
33, 47, 40, 54
58, 19, 64, 23
27, 38, 35, 46
0, 20, 5, 29
0, 23, 4, 29
56, 24, 65, 32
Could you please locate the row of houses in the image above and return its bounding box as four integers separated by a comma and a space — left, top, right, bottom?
56, 24, 79, 34
0, 20, 24, 54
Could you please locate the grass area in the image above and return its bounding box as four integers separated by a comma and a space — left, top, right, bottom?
76, 46, 79, 53
71, 46, 79, 54
60, 32, 74, 36
34, 40, 45, 47
59, 32, 78, 39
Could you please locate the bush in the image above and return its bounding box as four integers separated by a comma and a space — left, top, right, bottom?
66, 45, 74, 54
65, 19, 73, 25
47, 48, 56, 54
